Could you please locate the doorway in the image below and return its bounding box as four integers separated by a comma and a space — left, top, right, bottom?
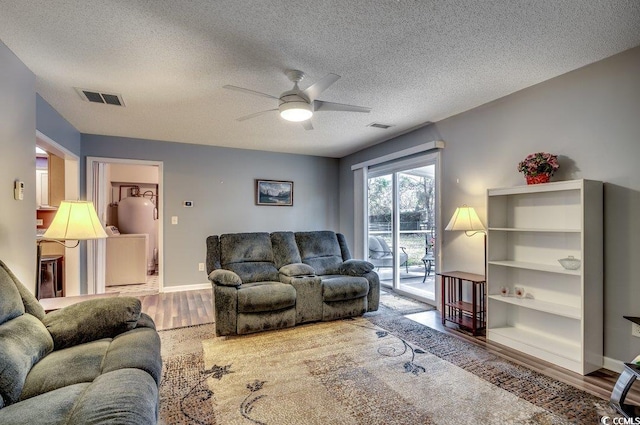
36, 130, 81, 295
86, 157, 163, 295
366, 155, 438, 303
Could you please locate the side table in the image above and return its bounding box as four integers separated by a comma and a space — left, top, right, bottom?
438, 271, 486, 335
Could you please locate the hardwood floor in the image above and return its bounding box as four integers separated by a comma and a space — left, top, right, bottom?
139, 288, 213, 331
138, 288, 638, 406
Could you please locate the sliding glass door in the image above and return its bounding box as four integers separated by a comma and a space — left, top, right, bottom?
367, 157, 437, 303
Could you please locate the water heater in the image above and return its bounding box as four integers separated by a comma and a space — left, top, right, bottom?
118, 196, 157, 273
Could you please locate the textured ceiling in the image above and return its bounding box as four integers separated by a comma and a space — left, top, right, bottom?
1, 1, 639, 158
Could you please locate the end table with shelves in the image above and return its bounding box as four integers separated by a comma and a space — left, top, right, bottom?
438, 271, 486, 335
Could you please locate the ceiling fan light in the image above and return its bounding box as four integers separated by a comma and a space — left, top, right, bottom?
279, 101, 312, 122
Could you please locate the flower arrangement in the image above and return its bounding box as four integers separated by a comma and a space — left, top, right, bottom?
517, 152, 559, 184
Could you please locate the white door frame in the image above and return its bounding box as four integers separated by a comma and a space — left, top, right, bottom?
366, 153, 441, 305
352, 141, 445, 307
36, 130, 82, 295
86, 157, 164, 294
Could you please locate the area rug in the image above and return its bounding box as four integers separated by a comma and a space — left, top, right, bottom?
158, 316, 616, 424
377, 289, 434, 315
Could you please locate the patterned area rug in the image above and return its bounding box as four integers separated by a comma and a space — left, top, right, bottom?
378, 289, 434, 315
158, 302, 616, 424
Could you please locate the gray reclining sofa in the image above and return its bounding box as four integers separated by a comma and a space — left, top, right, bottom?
206, 230, 380, 336
0, 260, 161, 425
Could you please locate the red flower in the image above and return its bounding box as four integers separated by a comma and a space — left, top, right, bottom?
517, 152, 560, 177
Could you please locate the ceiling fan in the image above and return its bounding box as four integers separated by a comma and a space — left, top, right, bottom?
223, 70, 371, 130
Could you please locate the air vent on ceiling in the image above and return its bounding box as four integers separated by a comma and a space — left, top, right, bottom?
75, 88, 125, 106
367, 122, 394, 129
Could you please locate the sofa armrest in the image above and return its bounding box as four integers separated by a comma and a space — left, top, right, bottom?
279, 263, 315, 277
43, 297, 142, 350
339, 259, 375, 276
208, 269, 242, 287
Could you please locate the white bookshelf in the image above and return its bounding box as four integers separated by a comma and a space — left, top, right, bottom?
486, 179, 603, 375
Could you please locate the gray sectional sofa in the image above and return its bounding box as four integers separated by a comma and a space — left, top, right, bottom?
206, 230, 380, 336
0, 260, 161, 425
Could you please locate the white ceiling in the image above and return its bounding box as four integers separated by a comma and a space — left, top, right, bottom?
1, 1, 639, 158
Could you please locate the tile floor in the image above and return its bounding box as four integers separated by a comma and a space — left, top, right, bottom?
105, 273, 159, 296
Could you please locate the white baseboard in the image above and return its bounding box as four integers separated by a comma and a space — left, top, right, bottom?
161, 283, 210, 293
603, 356, 625, 373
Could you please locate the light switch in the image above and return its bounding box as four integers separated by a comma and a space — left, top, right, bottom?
171, 216, 178, 225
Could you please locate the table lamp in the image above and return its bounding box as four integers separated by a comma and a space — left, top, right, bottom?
445, 205, 486, 275
37, 200, 107, 298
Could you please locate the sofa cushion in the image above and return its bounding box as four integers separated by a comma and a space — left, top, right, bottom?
295, 230, 342, 258
208, 269, 242, 287
0, 260, 45, 321
377, 237, 392, 253
237, 282, 296, 313
0, 382, 89, 425
20, 339, 110, 401
279, 263, 315, 277
220, 233, 280, 283
226, 262, 279, 284
321, 276, 369, 302
43, 297, 141, 350
339, 259, 375, 276
237, 309, 296, 335
0, 261, 25, 326
102, 328, 162, 385
0, 314, 54, 406
270, 231, 302, 269
135, 312, 157, 330
323, 297, 368, 321
220, 232, 274, 264
303, 255, 343, 277
295, 231, 344, 275
66, 368, 158, 425
368, 236, 385, 259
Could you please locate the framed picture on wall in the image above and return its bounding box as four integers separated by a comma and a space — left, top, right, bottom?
255, 179, 293, 206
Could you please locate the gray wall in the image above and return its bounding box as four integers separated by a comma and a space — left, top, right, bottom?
81, 135, 339, 288
0, 41, 37, 289
339, 46, 640, 364
36, 94, 81, 155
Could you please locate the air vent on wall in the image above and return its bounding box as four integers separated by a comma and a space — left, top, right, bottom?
74, 87, 125, 106
367, 122, 394, 129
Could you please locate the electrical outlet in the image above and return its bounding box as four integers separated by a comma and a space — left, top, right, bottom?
633, 323, 640, 338
198, 263, 205, 272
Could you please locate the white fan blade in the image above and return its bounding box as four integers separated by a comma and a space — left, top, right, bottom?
303, 74, 340, 100
301, 120, 313, 131
236, 109, 278, 121
313, 100, 371, 113
223, 85, 278, 100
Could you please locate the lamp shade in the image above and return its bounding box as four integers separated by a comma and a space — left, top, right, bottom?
43, 200, 108, 240
445, 205, 486, 233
